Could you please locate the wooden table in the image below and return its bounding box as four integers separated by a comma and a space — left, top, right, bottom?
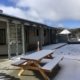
21, 50, 54, 60
19, 50, 54, 80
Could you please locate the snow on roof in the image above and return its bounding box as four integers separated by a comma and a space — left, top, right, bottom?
59, 29, 71, 34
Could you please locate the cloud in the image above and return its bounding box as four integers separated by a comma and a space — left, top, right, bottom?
1, 0, 80, 27
0, 4, 44, 23
57, 24, 64, 28
0, 5, 26, 18
26, 8, 44, 23
11, 0, 80, 21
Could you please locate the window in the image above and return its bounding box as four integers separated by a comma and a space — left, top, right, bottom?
44, 29, 46, 36
36, 29, 39, 36
0, 29, 6, 45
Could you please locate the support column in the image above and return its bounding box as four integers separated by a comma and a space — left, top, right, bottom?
49, 28, 51, 44
39, 27, 44, 50
7, 21, 11, 59
52, 29, 54, 44
15, 24, 18, 56
22, 24, 25, 54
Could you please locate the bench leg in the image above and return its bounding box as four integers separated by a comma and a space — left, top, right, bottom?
44, 54, 53, 59
33, 62, 50, 80
39, 69, 50, 80
18, 67, 24, 76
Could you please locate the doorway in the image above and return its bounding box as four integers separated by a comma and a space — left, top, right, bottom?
8, 23, 23, 58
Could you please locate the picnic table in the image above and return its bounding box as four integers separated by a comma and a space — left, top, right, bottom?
12, 50, 63, 80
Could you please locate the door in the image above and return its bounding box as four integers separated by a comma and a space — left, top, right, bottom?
9, 23, 23, 58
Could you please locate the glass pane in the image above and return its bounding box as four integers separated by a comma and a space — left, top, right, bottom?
0, 29, 6, 45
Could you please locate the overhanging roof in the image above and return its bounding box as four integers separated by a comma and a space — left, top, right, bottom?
0, 13, 47, 27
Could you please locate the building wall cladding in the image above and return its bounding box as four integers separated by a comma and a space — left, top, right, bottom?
25, 26, 41, 51
0, 14, 57, 55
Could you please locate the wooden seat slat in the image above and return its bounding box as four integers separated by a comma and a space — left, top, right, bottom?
42, 56, 63, 72
40, 59, 52, 63
12, 60, 27, 66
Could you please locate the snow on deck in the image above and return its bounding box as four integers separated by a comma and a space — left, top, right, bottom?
54, 58, 80, 80
12, 43, 66, 60
1, 44, 80, 80
54, 44, 80, 55
43, 43, 66, 50
53, 44, 80, 80
53, 44, 80, 60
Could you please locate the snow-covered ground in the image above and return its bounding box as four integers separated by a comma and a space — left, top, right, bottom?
54, 44, 80, 55
54, 58, 80, 80
1, 44, 80, 80
53, 44, 80, 80
54, 44, 80, 60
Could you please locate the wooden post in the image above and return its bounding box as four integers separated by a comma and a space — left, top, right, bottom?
39, 27, 43, 50
22, 24, 25, 54
15, 23, 18, 56
37, 41, 40, 51
7, 21, 11, 59
49, 28, 51, 44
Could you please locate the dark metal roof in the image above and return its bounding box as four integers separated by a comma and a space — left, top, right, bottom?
46, 25, 57, 30
0, 13, 57, 29
0, 13, 47, 27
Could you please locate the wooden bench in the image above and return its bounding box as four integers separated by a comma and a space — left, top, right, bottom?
11, 50, 63, 80
11, 60, 28, 76
40, 59, 52, 63
11, 60, 27, 67
37, 56, 63, 80
12, 58, 53, 67
42, 56, 63, 72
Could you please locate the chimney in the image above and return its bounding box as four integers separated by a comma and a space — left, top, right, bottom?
0, 10, 3, 14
